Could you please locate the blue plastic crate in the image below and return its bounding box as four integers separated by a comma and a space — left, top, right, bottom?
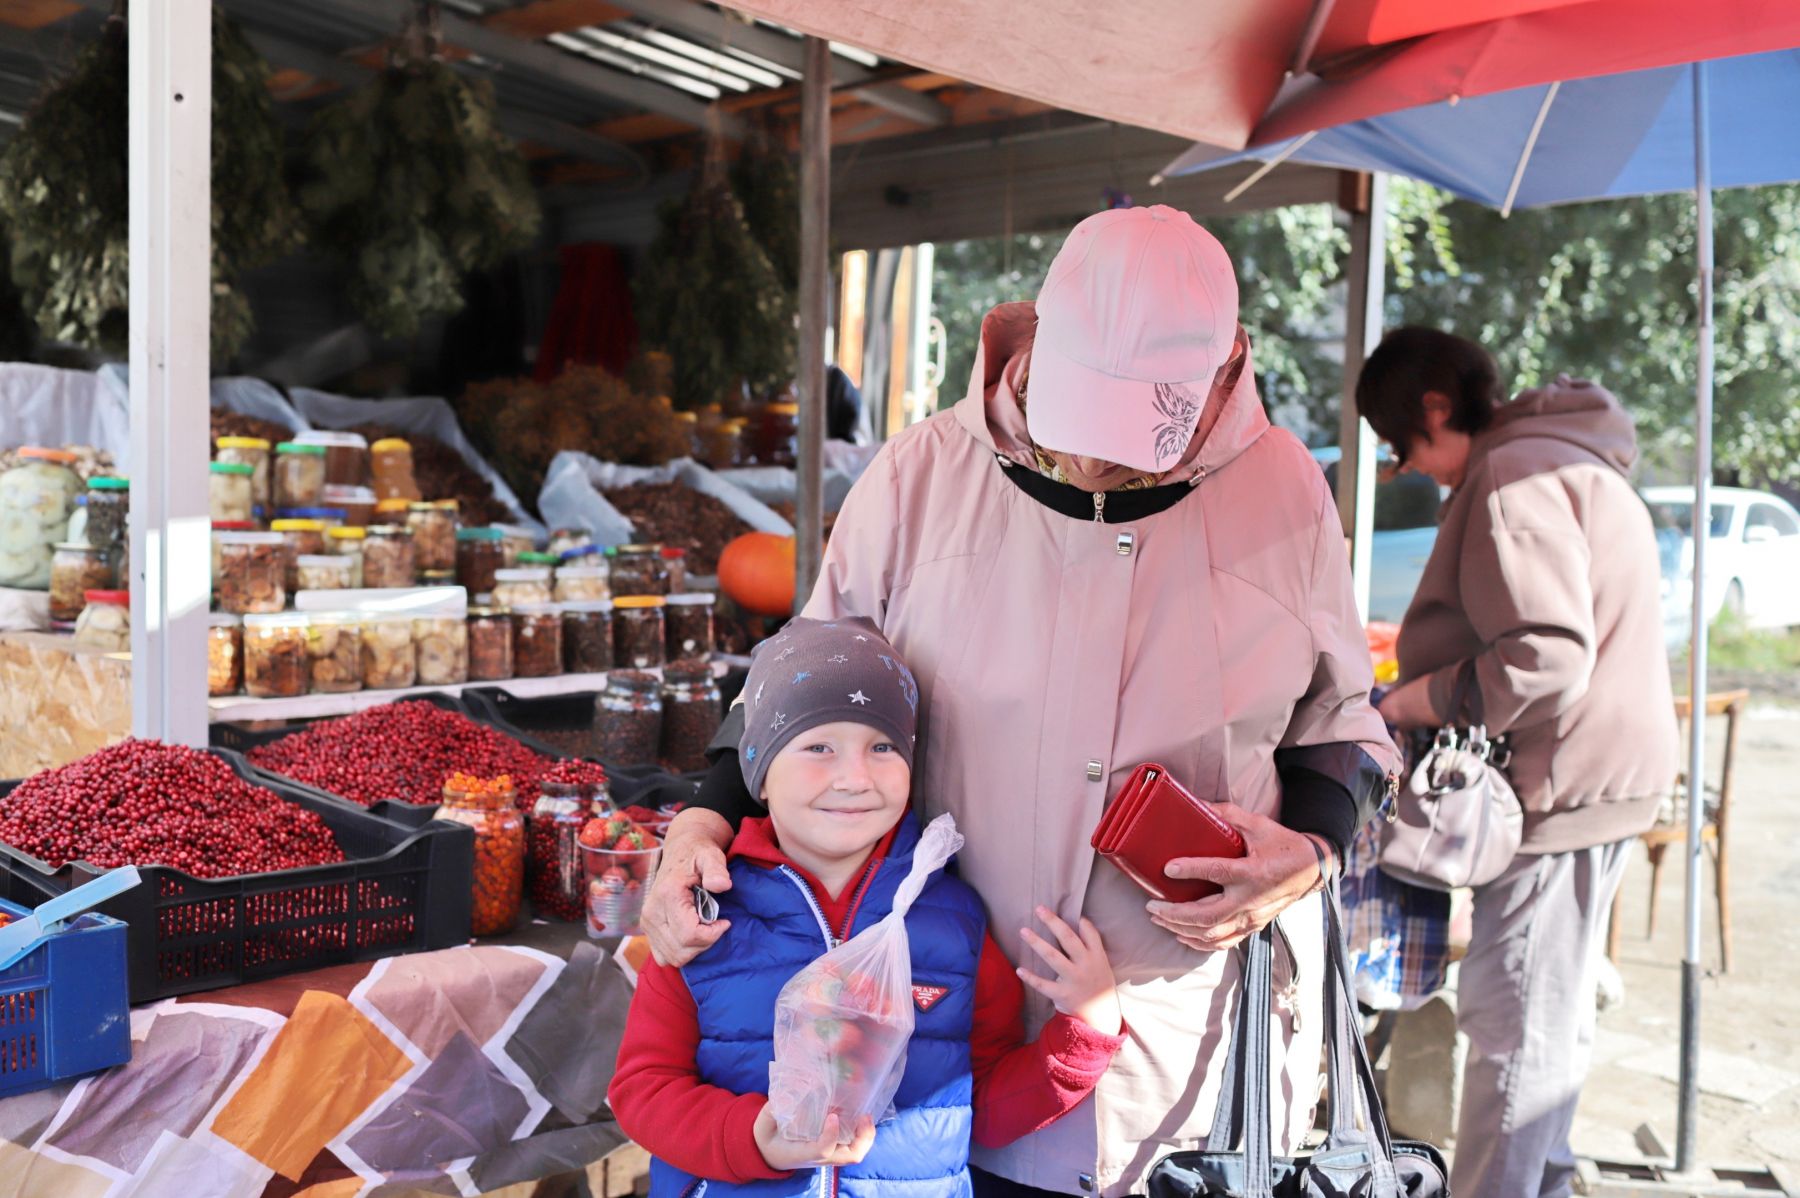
0, 895, 131, 1098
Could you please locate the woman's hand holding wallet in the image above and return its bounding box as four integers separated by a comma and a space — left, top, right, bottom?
1092, 764, 1333, 953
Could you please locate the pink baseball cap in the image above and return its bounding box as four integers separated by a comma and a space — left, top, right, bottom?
1026, 205, 1240, 474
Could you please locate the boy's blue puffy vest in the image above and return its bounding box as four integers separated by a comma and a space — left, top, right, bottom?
650, 812, 986, 1198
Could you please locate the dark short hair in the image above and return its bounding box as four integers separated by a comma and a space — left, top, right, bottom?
1355, 327, 1503, 463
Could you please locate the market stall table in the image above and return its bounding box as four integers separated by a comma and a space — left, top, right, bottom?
0, 921, 646, 1197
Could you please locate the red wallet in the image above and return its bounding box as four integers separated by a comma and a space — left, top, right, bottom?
1090, 763, 1247, 903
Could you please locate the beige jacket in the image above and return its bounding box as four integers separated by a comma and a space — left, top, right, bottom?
1396, 376, 1678, 853
802, 303, 1399, 1195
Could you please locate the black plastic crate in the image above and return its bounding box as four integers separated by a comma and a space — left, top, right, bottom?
461, 687, 600, 762
0, 749, 473, 1003
464, 687, 705, 809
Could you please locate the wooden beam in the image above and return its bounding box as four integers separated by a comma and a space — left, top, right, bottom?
484, 0, 629, 40
795, 34, 829, 612
0, 0, 76, 31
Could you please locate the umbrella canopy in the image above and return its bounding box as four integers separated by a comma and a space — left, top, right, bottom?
1160, 48, 1800, 210
715, 0, 1795, 150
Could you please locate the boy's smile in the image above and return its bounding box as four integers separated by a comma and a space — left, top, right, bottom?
761, 721, 912, 897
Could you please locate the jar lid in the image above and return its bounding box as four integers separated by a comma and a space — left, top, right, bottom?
277, 507, 347, 521
309, 610, 364, 625
556, 564, 608, 577
456, 526, 506, 542
467, 606, 510, 618
366, 523, 413, 536
665, 592, 716, 606
275, 442, 326, 455
432, 499, 461, 512
18, 446, 77, 464
376, 498, 413, 513
766, 402, 800, 415
271, 519, 326, 532
558, 545, 602, 562
561, 599, 614, 613
518, 551, 559, 565
371, 437, 411, 453
321, 484, 376, 501
723, 418, 750, 432
663, 659, 714, 684
326, 526, 367, 540
420, 569, 456, 581
295, 430, 369, 449
74, 494, 87, 505
296, 554, 346, 566
612, 543, 660, 555
211, 519, 256, 531
407, 501, 442, 513
494, 567, 551, 581
83, 589, 128, 605
215, 436, 270, 451
244, 611, 310, 627
608, 669, 660, 692
210, 461, 255, 476
512, 601, 564, 615
660, 546, 688, 559
613, 595, 667, 609
217, 530, 286, 545
88, 476, 130, 490
53, 541, 100, 552
209, 611, 241, 628
676, 411, 699, 424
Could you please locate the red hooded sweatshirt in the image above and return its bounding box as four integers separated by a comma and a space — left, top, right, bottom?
609, 815, 1127, 1182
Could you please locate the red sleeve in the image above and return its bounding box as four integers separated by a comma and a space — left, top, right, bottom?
607, 956, 791, 1183
969, 933, 1128, 1149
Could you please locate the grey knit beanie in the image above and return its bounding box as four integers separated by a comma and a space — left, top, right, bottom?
739, 616, 919, 803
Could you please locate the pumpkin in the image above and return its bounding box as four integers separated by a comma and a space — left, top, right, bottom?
718, 532, 796, 616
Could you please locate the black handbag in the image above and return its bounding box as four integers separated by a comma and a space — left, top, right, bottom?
1146, 884, 1450, 1198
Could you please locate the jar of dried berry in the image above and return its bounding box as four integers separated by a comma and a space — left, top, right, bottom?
664, 592, 716, 661
612, 595, 666, 669
606, 543, 666, 596
439, 773, 524, 936
468, 607, 514, 681
596, 670, 662, 765
660, 658, 722, 774
455, 526, 507, 598
512, 602, 564, 678
562, 600, 613, 674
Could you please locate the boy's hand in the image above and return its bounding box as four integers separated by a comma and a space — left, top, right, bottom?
1017, 906, 1122, 1036
753, 1107, 877, 1170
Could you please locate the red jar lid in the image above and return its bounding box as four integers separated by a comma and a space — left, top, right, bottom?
84, 590, 129, 605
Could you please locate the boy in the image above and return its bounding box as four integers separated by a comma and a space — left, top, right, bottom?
610, 617, 1126, 1194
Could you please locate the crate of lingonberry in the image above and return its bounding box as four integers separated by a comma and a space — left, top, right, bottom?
229, 696, 567, 827
0, 743, 473, 1003
0, 894, 132, 1097
209, 690, 484, 755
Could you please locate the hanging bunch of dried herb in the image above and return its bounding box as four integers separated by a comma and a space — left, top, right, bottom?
0, 218, 34, 362
0, 10, 302, 361
731, 128, 800, 296
637, 135, 796, 410
298, 5, 540, 340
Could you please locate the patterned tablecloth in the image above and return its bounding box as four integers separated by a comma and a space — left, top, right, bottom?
0, 922, 644, 1198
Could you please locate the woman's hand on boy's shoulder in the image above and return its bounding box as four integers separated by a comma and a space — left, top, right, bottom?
753, 1107, 877, 1171
1017, 907, 1122, 1037
644, 809, 736, 966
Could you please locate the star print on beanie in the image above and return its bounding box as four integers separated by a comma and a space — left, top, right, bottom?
739, 615, 919, 804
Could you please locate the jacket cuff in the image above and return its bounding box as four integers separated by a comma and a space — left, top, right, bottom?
724, 1093, 792, 1182
1040, 1011, 1128, 1077
1276, 743, 1392, 854
692, 751, 760, 832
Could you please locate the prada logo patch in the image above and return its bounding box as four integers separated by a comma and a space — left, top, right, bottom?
913, 985, 949, 1012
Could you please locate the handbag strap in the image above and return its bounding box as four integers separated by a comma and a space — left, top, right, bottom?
1319, 882, 1403, 1195
1205, 926, 1275, 1198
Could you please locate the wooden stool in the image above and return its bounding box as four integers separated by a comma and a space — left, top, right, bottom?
1606, 690, 1747, 973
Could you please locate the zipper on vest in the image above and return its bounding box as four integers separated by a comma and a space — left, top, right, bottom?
1092, 491, 1106, 523
779, 865, 839, 948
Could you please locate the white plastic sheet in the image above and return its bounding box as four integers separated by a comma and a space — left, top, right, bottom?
717, 442, 880, 516
288, 387, 542, 535
537, 453, 794, 549
209, 376, 309, 436
2, 364, 131, 467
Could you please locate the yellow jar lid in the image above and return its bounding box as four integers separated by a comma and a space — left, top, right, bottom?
271, 518, 326, 532
326, 526, 367, 540
613, 595, 667, 609
215, 436, 270, 450
375, 498, 412, 513
676, 411, 699, 424
371, 437, 412, 453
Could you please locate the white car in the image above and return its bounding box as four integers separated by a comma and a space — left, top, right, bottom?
1640, 485, 1800, 629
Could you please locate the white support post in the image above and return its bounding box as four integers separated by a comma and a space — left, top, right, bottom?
794, 35, 830, 613
129, 3, 212, 745
1339, 171, 1387, 621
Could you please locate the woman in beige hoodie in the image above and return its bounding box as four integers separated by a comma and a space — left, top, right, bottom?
643, 207, 1400, 1196
1361, 326, 1678, 1198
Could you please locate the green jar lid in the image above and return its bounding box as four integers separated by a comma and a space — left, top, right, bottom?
275, 441, 326, 455
455, 526, 506, 542
518, 551, 559, 565
209, 461, 254, 476
88, 476, 129, 491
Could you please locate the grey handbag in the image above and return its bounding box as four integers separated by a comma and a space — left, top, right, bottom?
1378, 675, 1522, 891
1146, 883, 1449, 1198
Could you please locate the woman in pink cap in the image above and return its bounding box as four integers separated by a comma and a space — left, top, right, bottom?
646, 205, 1398, 1197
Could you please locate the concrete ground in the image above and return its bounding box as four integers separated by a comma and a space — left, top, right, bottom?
1569, 699, 1800, 1175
